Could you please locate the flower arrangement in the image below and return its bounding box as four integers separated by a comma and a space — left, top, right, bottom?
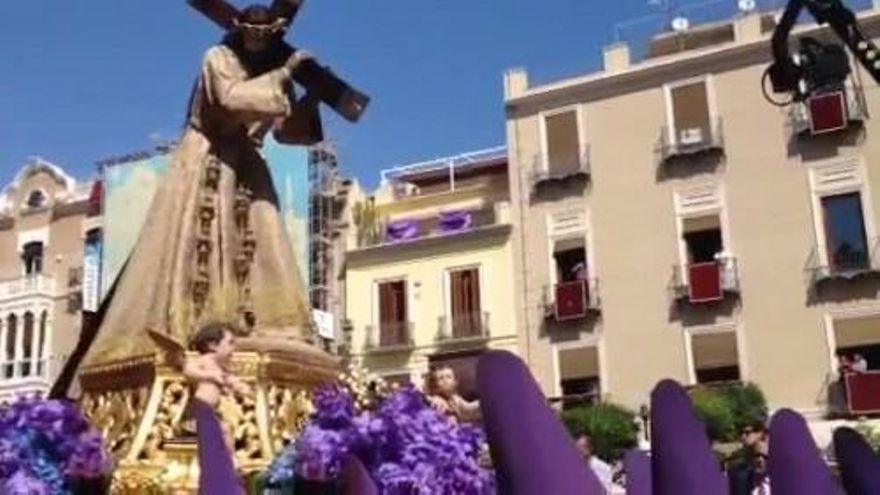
267, 382, 495, 494
0, 397, 111, 494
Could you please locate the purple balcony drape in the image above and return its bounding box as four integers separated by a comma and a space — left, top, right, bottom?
385, 219, 419, 242
438, 210, 473, 233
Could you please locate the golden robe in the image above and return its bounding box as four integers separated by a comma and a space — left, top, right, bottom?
83, 45, 313, 368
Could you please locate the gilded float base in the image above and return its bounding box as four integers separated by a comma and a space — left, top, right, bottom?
78, 337, 339, 494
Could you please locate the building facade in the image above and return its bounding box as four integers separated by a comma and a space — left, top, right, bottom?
0, 159, 100, 400
344, 148, 519, 395
505, 7, 880, 417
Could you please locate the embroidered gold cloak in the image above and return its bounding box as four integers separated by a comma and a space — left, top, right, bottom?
83, 45, 314, 368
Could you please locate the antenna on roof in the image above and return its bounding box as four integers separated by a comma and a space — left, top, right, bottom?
738, 0, 757, 13
671, 16, 690, 32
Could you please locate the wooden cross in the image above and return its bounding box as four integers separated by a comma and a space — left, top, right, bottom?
188, 0, 370, 124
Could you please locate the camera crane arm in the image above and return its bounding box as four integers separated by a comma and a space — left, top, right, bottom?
770, 0, 880, 96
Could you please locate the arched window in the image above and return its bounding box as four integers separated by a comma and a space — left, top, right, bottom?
22, 312, 34, 377
37, 311, 47, 376
25, 189, 47, 209
22, 242, 44, 276
5, 314, 17, 378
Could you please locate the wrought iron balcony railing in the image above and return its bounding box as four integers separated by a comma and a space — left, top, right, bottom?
670, 257, 740, 304
364, 322, 415, 352
657, 116, 725, 163
437, 312, 490, 342
531, 147, 591, 187
542, 279, 601, 322
805, 238, 880, 286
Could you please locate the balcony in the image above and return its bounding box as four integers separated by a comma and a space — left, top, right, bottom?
842, 371, 880, 415
657, 117, 725, 164
437, 312, 490, 344
353, 203, 511, 253
788, 89, 867, 137
670, 258, 740, 304
364, 322, 415, 353
806, 239, 880, 286
543, 279, 601, 322
0, 359, 50, 402
0, 274, 55, 301
530, 148, 591, 188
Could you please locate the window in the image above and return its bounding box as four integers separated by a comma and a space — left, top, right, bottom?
22, 241, 44, 276
449, 268, 482, 337
37, 311, 47, 376
691, 332, 740, 384
822, 193, 870, 273
553, 238, 588, 283
669, 80, 712, 145
5, 314, 16, 379
21, 313, 33, 377
557, 346, 601, 410
378, 280, 408, 346
544, 110, 581, 175
683, 217, 723, 264
25, 190, 46, 209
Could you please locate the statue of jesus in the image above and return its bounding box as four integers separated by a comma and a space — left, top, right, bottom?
82, 4, 320, 369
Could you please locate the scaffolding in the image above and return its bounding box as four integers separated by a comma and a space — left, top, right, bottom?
308, 142, 343, 315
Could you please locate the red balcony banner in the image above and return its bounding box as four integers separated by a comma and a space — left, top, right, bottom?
555, 280, 587, 321
688, 262, 723, 303
845, 372, 880, 414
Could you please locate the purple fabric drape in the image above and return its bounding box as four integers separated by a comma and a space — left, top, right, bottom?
833, 427, 880, 495
768, 409, 836, 495
476, 350, 602, 495
438, 210, 473, 233
650, 380, 726, 495
192, 398, 244, 495
624, 449, 653, 495
385, 220, 419, 242
342, 455, 378, 495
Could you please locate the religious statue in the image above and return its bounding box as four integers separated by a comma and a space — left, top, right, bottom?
79, 4, 327, 370
61, 5, 368, 487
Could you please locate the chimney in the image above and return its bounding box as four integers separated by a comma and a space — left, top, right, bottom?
504, 68, 529, 99
603, 42, 631, 73
734, 12, 762, 43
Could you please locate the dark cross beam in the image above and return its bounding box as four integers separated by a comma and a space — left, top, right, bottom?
188, 0, 369, 123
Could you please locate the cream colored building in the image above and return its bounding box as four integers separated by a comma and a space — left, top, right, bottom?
0, 159, 100, 400
505, 6, 880, 417
344, 147, 518, 395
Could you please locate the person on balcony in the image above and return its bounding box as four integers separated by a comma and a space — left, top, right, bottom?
425, 365, 481, 424
852, 353, 869, 373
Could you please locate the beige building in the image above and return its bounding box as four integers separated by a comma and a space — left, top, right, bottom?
505, 7, 880, 418
0, 159, 100, 400
343, 147, 518, 395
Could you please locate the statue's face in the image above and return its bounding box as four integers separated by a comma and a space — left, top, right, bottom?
242, 29, 271, 53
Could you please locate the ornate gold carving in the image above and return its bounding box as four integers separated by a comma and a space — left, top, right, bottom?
267, 386, 313, 452
84, 347, 339, 492
80, 387, 150, 458
138, 379, 190, 462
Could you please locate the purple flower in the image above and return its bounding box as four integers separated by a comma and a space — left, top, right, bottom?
0, 397, 111, 490
4, 470, 50, 495
312, 385, 356, 429
289, 386, 495, 494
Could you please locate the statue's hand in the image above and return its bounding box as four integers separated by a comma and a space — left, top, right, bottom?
285, 50, 314, 74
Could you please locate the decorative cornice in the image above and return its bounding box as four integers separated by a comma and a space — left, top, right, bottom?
506, 11, 880, 115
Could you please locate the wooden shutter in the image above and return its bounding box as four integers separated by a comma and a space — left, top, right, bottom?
545, 111, 580, 174
671, 81, 711, 136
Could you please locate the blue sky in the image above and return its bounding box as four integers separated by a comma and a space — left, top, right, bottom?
0, 1, 672, 188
